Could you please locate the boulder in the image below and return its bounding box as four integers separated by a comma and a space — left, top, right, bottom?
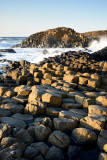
34, 124, 51, 141
88, 105, 107, 116
34, 117, 52, 129
80, 116, 106, 131
59, 109, 87, 121
44, 73, 52, 79
96, 96, 107, 107
75, 94, 86, 105
0, 123, 12, 140
45, 145, 64, 160
79, 77, 88, 86
17, 85, 31, 96
30, 142, 49, 156
63, 74, 79, 83
25, 101, 46, 115
0, 103, 24, 114
0, 117, 27, 129
53, 118, 78, 131
97, 130, 107, 152
0, 142, 26, 160
42, 92, 62, 107
91, 73, 101, 81
87, 79, 100, 88
24, 146, 38, 159
14, 128, 33, 145
28, 88, 46, 101
48, 131, 70, 148
1, 137, 19, 149
71, 128, 97, 144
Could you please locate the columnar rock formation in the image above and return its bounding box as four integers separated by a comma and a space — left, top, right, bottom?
82, 30, 107, 39
0, 50, 107, 159
13, 27, 89, 48
13, 27, 107, 48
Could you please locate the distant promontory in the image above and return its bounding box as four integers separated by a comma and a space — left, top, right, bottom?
13, 27, 107, 48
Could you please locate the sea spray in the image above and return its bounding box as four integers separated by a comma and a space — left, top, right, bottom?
88, 36, 107, 51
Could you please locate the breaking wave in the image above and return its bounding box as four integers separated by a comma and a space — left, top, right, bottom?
88, 36, 107, 52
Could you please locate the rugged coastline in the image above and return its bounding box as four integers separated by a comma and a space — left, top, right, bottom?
0, 48, 106, 160
13, 27, 107, 49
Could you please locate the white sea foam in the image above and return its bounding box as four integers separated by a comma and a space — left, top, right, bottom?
0, 47, 84, 64
0, 36, 107, 74
88, 36, 107, 52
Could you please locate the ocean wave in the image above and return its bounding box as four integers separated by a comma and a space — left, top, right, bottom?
88, 36, 107, 52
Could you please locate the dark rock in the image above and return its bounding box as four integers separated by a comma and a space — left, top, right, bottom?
0, 142, 26, 160
92, 46, 107, 61
0, 49, 16, 53
24, 146, 38, 158
0, 123, 12, 140
14, 128, 33, 145
45, 145, 64, 160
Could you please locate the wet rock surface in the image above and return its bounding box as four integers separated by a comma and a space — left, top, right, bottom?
0, 49, 16, 53
0, 50, 106, 160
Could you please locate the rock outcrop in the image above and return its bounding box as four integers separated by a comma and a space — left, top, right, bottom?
82, 30, 107, 39
0, 49, 16, 53
13, 27, 88, 48
13, 27, 107, 48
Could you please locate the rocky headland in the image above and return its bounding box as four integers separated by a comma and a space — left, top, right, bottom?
13, 27, 107, 48
82, 30, 107, 39
0, 48, 106, 160
13, 27, 88, 48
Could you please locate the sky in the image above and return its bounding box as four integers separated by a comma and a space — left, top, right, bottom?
0, 0, 107, 37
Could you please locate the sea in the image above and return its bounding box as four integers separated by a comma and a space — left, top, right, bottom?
0, 36, 107, 74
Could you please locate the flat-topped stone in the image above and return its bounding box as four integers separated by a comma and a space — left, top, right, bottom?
80, 116, 106, 131
0, 117, 27, 129
71, 128, 97, 145
42, 92, 62, 107
88, 105, 107, 116
12, 113, 33, 123
61, 103, 82, 110
53, 118, 78, 131
46, 107, 64, 117
96, 96, 107, 107
0, 103, 24, 114
59, 109, 87, 121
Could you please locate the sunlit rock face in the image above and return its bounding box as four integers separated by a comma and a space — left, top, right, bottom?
13, 27, 89, 48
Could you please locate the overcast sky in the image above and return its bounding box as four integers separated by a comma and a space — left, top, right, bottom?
0, 0, 107, 37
